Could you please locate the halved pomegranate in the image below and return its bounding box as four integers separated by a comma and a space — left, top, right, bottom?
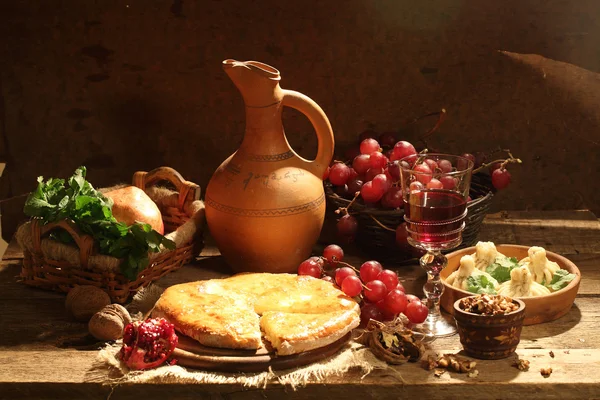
119, 318, 178, 370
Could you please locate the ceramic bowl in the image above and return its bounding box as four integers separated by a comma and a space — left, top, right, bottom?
453, 296, 526, 359
440, 244, 581, 325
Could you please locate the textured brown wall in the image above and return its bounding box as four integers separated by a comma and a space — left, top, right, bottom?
1, 0, 600, 238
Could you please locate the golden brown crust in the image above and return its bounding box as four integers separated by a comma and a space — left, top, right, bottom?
153, 285, 262, 349
260, 308, 360, 355
152, 273, 360, 354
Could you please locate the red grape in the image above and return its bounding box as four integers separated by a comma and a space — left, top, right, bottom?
489, 162, 502, 174
335, 267, 356, 286
379, 132, 397, 148
383, 289, 408, 315
474, 151, 487, 168
492, 168, 511, 190
409, 181, 424, 192
364, 280, 387, 302
377, 269, 399, 291
404, 300, 428, 324
322, 166, 330, 181
384, 148, 394, 160
406, 294, 421, 303
369, 151, 387, 169
388, 160, 401, 180
395, 222, 409, 248
395, 282, 406, 293
458, 153, 475, 170
322, 275, 334, 284
381, 186, 403, 209
360, 303, 383, 327
298, 257, 323, 278
390, 141, 417, 162
438, 159, 453, 173
439, 176, 457, 190
359, 260, 383, 283
365, 167, 384, 182
360, 181, 384, 203
358, 129, 378, 143
384, 168, 394, 183
424, 159, 439, 172
347, 168, 358, 182
341, 275, 363, 297
374, 299, 386, 311
375, 299, 397, 321
352, 154, 371, 175
426, 178, 443, 189
323, 244, 344, 264
347, 179, 364, 194
414, 163, 433, 184
334, 184, 349, 198
329, 163, 351, 186
360, 138, 380, 155
372, 174, 389, 193
337, 214, 358, 238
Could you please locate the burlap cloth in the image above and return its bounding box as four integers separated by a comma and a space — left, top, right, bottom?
85, 265, 397, 390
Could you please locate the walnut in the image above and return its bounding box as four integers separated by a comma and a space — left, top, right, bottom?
541, 367, 553, 377
459, 294, 519, 316
421, 355, 438, 371
513, 358, 530, 371
88, 304, 132, 341
423, 354, 477, 374
434, 369, 446, 378
65, 285, 111, 322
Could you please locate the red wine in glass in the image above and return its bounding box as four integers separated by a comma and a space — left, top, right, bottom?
404, 189, 467, 244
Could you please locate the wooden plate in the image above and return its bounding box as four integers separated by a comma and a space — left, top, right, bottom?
440, 244, 581, 325
172, 332, 352, 372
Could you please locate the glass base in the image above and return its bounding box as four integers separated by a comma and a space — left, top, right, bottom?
413, 310, 457, 337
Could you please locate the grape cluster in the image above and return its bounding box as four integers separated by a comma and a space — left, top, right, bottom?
298, 244, 429, 326
326, 129, 519, 244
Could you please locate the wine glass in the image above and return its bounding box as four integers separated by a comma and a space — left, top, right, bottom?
399, 153, 474, 337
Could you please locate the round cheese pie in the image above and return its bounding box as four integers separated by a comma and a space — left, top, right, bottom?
152, 273, 360, 355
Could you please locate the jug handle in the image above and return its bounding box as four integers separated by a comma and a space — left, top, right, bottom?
281, 89, 334, 179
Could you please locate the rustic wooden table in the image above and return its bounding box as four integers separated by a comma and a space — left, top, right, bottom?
1, 210, 599, 399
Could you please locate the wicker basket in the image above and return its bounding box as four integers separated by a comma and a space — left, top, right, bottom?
325, 173, 494, 264
19, 166, 204, 303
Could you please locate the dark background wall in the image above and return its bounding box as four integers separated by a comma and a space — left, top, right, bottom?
1, 0, 599, 239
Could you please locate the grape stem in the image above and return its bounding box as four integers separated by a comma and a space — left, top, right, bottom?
369, 215, 396, 232
472, 149, 522, 174
405, 109, 446, 150
333, 259, 361, 274
335, 191, 361, 216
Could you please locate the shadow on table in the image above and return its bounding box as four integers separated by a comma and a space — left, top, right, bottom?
520, 303, 582, 341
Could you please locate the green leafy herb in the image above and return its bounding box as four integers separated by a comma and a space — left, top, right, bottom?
486, 255, 519, 283
546, 269, 576, 292
24, 167, 175, 280
466, 274, 498, 295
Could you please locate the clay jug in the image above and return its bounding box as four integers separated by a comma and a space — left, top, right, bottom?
205, 60, 334, 273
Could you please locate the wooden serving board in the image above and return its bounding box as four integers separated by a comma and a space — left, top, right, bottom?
172, 333, 352, 372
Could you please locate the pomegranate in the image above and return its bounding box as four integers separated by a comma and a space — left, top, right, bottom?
119, 318, 178, 370
104, 186, 164, 234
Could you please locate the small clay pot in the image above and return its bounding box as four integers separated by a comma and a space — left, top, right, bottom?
453, 297, 526, 360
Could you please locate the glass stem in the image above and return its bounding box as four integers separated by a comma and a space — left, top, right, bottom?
420, 250, 447, 315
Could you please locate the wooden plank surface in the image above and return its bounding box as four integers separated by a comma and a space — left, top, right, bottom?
1, 210, 599, 399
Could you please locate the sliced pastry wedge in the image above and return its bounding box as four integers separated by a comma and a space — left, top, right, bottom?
260, 308, 360, 355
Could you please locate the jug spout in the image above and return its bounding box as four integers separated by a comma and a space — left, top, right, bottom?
222, 59, 282, 107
